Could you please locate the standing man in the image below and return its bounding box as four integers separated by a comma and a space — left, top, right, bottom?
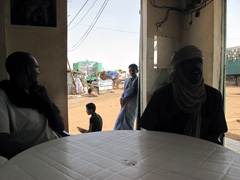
140, 45, 228, 145
77, 103, 102, 133
114, 64, 138, 130
75, 75, 83, 94
0, 52, 65, 159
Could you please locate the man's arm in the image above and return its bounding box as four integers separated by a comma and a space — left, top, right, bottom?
0, 90, 25, 159
203, 88, 228, 145
0, 133, 25, 159
48, 104, 65, 133
121, 81, 138, 107
140, 91, 161, 130
77, 124, 93, 133
30, 85, 65, 133
86, 124, 93, 133
121, 88, 137, 105
203, 134, 224, 145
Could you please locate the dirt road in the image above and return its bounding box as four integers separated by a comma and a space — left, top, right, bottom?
68, 87, 124, 135
68, 83, 240, 141
226, 84, 240, 140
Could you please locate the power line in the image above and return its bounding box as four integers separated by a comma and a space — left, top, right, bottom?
69, 0, 99, 31
69, 0, 109, 51
74, 23, 139, 34
68, 0, 89, 27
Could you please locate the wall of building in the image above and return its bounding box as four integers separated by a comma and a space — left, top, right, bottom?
213, 0, 225, 91
0, 0, 68, 130
142, 0, 182, 108
141, 0, 225, 110
181, 1, 224, 89
181, 3, 214, 86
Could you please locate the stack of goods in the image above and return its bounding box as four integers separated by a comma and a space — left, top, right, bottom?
226, 47, 240, 61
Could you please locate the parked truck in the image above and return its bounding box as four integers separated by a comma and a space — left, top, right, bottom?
226, 47, 240, 86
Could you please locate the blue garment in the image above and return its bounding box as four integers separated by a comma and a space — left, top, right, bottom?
107, 71, 118, 77
114, 77, 138, 130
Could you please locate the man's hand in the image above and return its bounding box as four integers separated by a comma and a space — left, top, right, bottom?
30, 85, 51, 104
120, 98, 125, 108
77, 127, 87, 133
30, 85, 65, 134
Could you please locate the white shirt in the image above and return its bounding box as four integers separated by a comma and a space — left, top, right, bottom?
0, 89, 59, 149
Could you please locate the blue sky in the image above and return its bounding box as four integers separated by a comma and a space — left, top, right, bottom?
67, 0, 140, 71
67, 0, 239, 71
227, 0, 240, 48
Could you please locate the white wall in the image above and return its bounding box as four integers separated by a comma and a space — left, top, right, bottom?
142, 0, 182, 108
141, 0, 225, 111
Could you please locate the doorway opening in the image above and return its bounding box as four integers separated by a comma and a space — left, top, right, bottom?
66, 0, 140, 134
225, 0, 240, 150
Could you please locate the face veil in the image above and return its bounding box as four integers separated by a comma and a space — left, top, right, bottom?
170, 45, 206, 137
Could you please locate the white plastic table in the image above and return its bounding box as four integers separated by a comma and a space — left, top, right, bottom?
1, 130, 240, 180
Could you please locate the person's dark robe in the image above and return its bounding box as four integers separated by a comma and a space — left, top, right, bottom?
140, 83, 228, 144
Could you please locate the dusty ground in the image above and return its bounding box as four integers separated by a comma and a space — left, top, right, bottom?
68, 85, 124, 135
68, 83, 240, 141
225, 83, 240, 141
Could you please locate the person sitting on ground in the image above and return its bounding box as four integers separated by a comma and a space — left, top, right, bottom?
77, 103, 102, 133
0, 52, 65, 159
140, 45, 228, 145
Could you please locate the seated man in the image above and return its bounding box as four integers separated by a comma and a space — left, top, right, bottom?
77, 103, 102, 133
0, 52, 65, 159
140, 45, 228, 145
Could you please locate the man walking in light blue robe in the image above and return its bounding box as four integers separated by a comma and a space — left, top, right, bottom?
114, 64, 138, 130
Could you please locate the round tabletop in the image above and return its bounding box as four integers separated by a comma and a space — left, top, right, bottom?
1, 130, 240, 180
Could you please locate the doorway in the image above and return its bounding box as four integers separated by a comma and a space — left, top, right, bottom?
67, 0, 140, 134
225, 0, 240, 151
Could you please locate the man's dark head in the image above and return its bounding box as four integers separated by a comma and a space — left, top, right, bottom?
128, 64, 138, 77
86, 103, 96, 114
171, 45, 203, 84
5, 51, 40, 87
180, 58, 203, 84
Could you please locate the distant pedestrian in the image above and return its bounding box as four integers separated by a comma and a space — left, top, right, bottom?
75, 75, 83, 94
81, 74, 88, 93
114, 64, 138, 130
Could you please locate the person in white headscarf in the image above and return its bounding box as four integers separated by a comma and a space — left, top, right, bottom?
75, 75, 83, 94
140, 45, 227, 145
